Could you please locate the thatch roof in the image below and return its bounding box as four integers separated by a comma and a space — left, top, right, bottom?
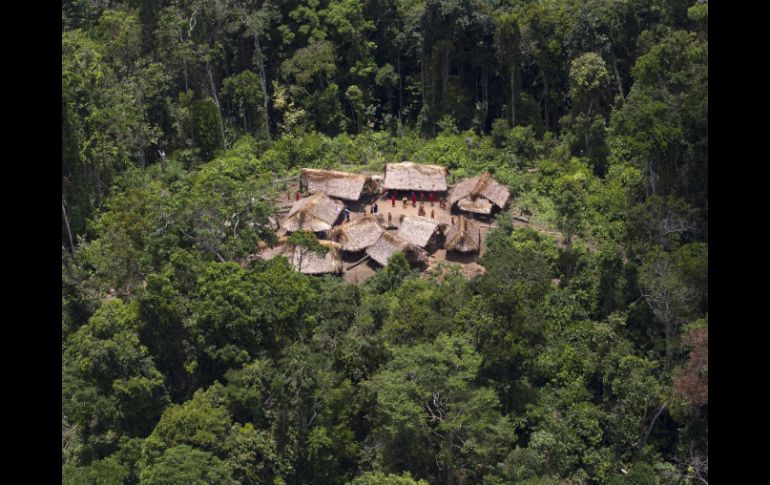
283, 192, 344, 232
301, 168, 369, 201
327, 214, 384, 252
449, 173, 510, 214
457, 197, 494, 214
396, 215, 440, 248
259, 238, 343, 274
384, 162, 448, 192
366, 231, 428, 266
444, 216, 482, 253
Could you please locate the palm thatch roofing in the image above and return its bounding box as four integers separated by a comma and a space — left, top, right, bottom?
327, 214, 384, 252
301, 168, 370, 201
366, 231, 429, 266
283, 192, 344, 232
449, 172, 510, 214
444, 216, 482, 253
396, 215, 440, 248
457, 197, 494, 214
384, 162, 448, 192
259, 238, 343, 274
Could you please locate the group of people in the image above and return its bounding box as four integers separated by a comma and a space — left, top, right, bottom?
337, 190, 450, 227
417, 205, 435, 218
390, 191, 446, 210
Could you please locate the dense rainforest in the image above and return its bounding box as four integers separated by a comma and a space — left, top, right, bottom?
62, 0, 708, 484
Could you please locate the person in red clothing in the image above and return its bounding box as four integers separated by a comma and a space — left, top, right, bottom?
295, 191, 301, 201
429, 192, 435, 206
391, 193, 397, 207
411, 192, 417, 207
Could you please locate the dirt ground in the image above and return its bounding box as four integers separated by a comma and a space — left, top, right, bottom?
270, 188, 497, 284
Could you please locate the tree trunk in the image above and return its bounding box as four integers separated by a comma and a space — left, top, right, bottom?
665, 319, 675, 369
254, 41, 272, 141
183, 57, 189, 93
585, 100, 594, 158
421, 59, 427, 108
457, 38, 464, 86
482, 66, 488, 122
442, 46, 450, 95
540, 65, 549, 130
638, 404, 668, 452
158, 149, 167, 174
398, 53, 403, 122
62, 201, 74, 252
206, 59, 227, 150
648, 161, 657, 196
445, 431, 455, 485
510, 65, 516, 126
612, 55, 624, 103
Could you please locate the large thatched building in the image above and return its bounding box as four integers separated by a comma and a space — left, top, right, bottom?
283, 192, 344, 233
444, 216, 482, 253
327, 215, 384, 252
366, 231, 428, 267
396, 215, 441, 249
300, 168, 374, 201
449, 172, 510, 215
259, 238, 343, 274
384, 162, 448, 192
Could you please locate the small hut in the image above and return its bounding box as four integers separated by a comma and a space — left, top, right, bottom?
366, 231, 428, 267
444, 216, 482, 253
259, 238, 343, 274
449, 172, 510, 215
283, 192, 344, 233
300, 168, 374, 201
384, 162, 448, 192
397, 215, 441, 249
327, 214, 384, 252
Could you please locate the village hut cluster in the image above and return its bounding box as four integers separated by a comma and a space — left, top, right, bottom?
258, 163, 511, 277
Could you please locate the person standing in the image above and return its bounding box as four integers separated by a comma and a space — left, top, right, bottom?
429, 192, 435, 206
411, 192, 417, 207
388, 212, 392, 226
391, 193, 397, 207
295, 191, 301, 201
344, 208, 351, 222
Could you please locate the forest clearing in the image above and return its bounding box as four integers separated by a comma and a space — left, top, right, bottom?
263, 166, 503, 284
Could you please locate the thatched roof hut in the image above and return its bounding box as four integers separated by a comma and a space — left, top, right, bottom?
366, 231, 428, 266
327, 214, 384, 252
300, 168, 372, 201
396, 215, 441, 248
259, 238, 343, 274
449, 172, 510, 214
384, 162, 448, 192
283, 192, 344, 232
444, 216, 482, 253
